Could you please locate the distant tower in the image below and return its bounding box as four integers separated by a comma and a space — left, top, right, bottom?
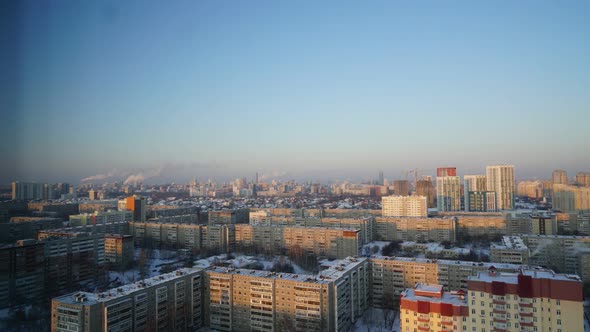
256, 172, 259, 184
552, 170, 568, 185
436, 167, 461, 211
379, 171, 384, 186
486, 165, 515, 210
189, 178, 199, 197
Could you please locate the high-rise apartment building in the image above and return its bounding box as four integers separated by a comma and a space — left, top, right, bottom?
467, 191, 497, 212
69, 210, 133, 226
486, 165, 515, 210
416, 179, 435, 208
204, 257, 370, 332
552, 169, 568, 185
436, 175, 461, 212
104, 234, 134, 268
381, 195, 427, 217
576, 172, 590, 187
553, 184, 590, 212
393, 180, 410, 196
464, 175, 487, 211
11, 181, 44, 200
467, 268, 583, 332
516, 181, 543, 199
437, 167, 457, 177
125, 195, 146, 222
51, 267, 203, 332
370, 257, 525, 308
400, 284, 468, 332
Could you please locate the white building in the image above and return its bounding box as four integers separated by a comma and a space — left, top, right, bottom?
486, 165, 515, 210
382, 195, 427, 217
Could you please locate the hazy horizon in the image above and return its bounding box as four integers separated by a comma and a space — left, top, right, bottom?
2, 1, 589, 184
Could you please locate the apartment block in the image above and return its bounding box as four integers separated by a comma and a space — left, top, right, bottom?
552, 170, 568, 185
464, 175, 487, 212
78, 200, 118, 213
553, 184, 590, 212
400, 284, 468, 332
520, 234, 590, 282
576, 172, 590, 187
369, 257, 525, 308
0, 239, 45, 308
51, 267, 203, 332
516, 181, 544, 199
454, 214, 506, 238
104, 234, 134, 268
40, 232, 106, 298
436, 176, 461, 212
209, 209, 249, 225
486, 165, 515, 210
416, 179, 436, 208
466, 191, 497, 212
204, 257, 370, 332
0, 217, 64, 244
69, 210, 132, 226
490, 236, 530, 265
374, 217, 457, 243
467, 268, 583, 332
382, 195, 427, 217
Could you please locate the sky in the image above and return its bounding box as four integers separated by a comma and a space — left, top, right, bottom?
1, 1, 589, 184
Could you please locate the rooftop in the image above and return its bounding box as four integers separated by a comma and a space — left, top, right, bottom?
491, 236, 528, 250
371, 255, 528, 270
209, 256, 368, 284
469, 268, 582, 284
401, 284, 466, 306
54, 267, 203, 305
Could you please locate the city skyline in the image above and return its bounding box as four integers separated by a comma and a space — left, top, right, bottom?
3, 1, 590, 183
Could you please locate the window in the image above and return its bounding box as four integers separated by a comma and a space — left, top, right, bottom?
556, 300, 560, 305
556, 310, 561, 315
481, 301, 484, 306
557, 319, 561, 325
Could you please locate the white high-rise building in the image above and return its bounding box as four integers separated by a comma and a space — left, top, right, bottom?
382, 195, 427, 217
486, 165, 515, 210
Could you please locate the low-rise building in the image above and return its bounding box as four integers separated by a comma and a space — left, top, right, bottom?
491, 236, 530, 265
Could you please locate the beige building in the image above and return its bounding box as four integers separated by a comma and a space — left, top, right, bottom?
467, 268, 583, 332
490, 236, 530, 265
374, 217, 457, 243
454, 213, 507, 238
400, 284, 468, 332
51, 267, 203, 332
369, 257, 525, 308
486, 165, 515, 210
576, 172, 590, 187
553, 184, 590, 212
552, 169, 568, 185
382, 195, 427, 217
204, 257, 370, 332
516, 181, 543, 199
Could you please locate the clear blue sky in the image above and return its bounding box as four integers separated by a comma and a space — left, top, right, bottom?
2, 1, 589, 184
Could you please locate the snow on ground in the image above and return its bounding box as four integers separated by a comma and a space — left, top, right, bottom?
108, 249, 182, 287
353, 308, 399, 332
361, 241, 392, 256
193, 253, 311, 274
